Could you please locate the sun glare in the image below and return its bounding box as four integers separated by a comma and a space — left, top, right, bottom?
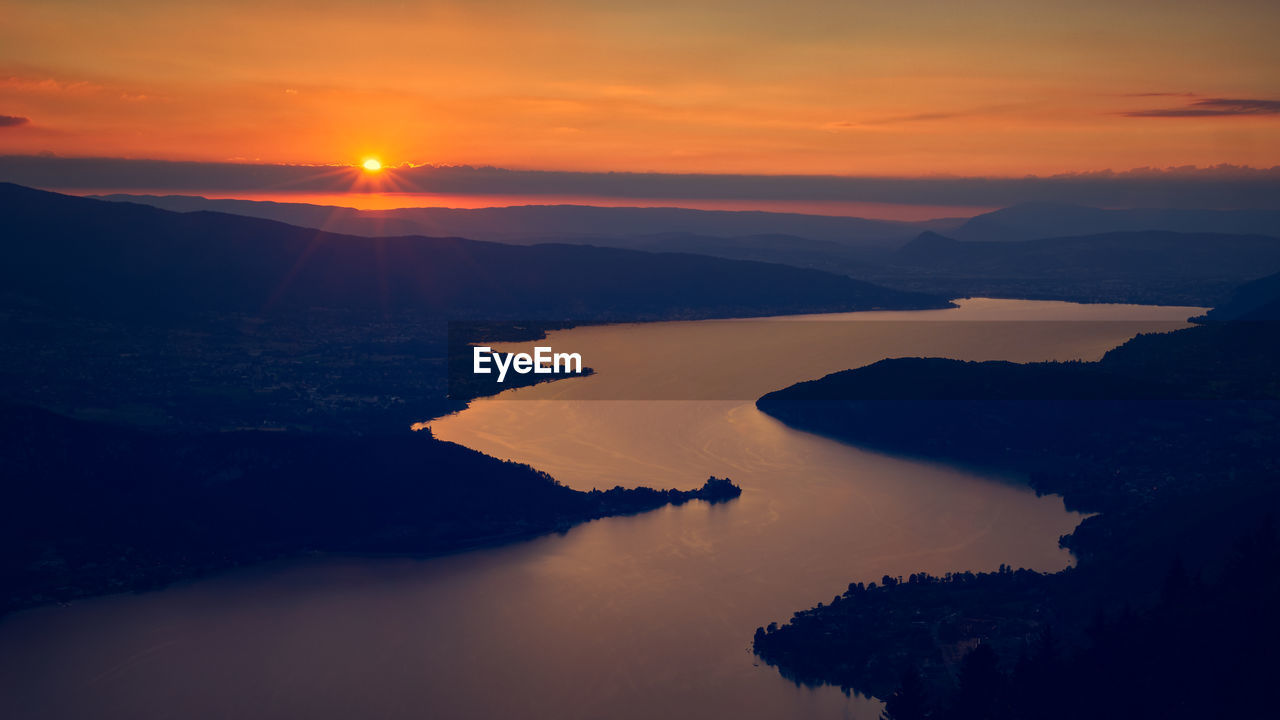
362, 158, 382, 171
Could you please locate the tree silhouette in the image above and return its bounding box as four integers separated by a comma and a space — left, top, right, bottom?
951, 643, 1008, 720
882, 667, 930, 720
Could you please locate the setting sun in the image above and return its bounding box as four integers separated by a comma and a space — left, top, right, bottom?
362, 158, 382, 172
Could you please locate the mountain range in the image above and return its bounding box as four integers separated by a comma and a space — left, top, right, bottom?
90, 192, 949, 247
3, 183, 945, 322
84, 191, 1280, 305
949, 202, 1280, 243
875, 230, 1280, 306
94, 193, 1280, 248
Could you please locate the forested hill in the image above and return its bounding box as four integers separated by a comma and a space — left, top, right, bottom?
751, 282, 1280, 710
0, 403, 740, 616
757, 317, 1280, 519
1194, 269, 1280, 322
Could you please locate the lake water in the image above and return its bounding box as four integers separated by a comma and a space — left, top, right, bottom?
0, 299, 1200, 720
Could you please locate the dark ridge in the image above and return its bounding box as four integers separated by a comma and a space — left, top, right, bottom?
0, 182, 949, 322
79, 189, 1280, 307
891, 230, 1280, 279
1194, 269, 1280, 322
870, 229, 1280, 306
951, 202, 1280, 243
750, 274, 1280, 703
0, 403, 740, 616
88, 191, 929, 245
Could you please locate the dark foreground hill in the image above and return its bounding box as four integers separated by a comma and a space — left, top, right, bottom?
752, 282, 1280, 715
0, 404, 739, 616
1195, 269, 1280, 322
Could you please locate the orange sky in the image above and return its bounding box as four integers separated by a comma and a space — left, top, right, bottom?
1, 0, 1278, 176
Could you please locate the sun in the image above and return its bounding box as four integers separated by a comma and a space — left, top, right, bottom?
362, 158, 382, 172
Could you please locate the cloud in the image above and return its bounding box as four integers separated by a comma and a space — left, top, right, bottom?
1, 155, 1278, 210
0, 76, 98, 94
1124, 98, 1280, 118
0, 115, 30, 128
827, 112, 965, 129
827, 104, 1025, 129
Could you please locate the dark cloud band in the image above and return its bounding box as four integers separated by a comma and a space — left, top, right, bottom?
1, 155, 1278, 210
1125, 98, 1280, 118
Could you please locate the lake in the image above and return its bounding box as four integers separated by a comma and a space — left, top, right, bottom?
0, 299, 1200, 720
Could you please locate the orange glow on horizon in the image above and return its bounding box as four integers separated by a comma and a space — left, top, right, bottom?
61, 187, 993, 220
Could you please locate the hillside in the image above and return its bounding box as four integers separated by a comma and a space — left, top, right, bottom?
874, 229, 1280, 305
751, 280, 1280, 705
1195, 269, 1280, 322
90, 192, 934, 246
2, 184, 947, 321
1, 184, 802, 615
0, 184, 950, 430
0, 403, 740, 616
950, 202, 1280, 243
85, 191, 1280, 307
757, 318, 1280, 519
894, 230, 1280, 277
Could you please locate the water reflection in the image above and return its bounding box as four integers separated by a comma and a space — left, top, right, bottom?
0, 299, 1199, 720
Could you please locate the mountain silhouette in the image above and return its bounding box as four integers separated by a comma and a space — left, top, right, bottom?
1196, 269, 1280, 322
1, 184, 950, 321
91, 192, 940, 246
951, 202, 1280, 242
894, 229, 1280, 281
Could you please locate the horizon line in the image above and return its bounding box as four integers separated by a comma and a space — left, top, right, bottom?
3, 155, 1279, 212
